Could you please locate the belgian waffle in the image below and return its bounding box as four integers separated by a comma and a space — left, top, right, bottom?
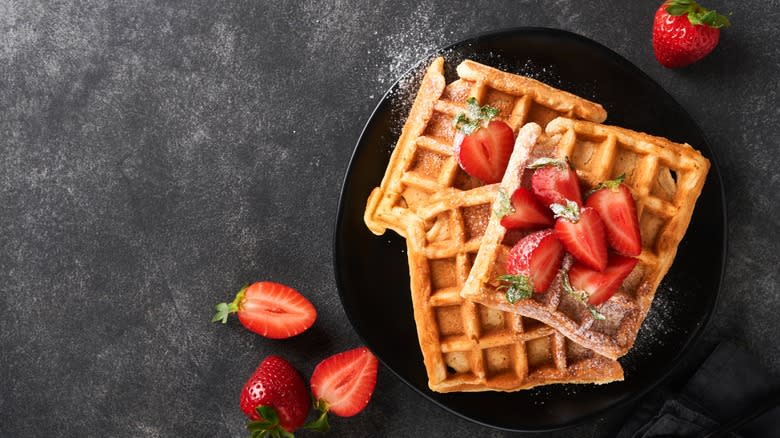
406, 124, 623, 392
364, 57, 607, 238
461, 117, 710, 360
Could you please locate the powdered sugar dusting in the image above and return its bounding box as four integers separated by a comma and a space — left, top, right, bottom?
619, 279, 683, 374
375, 3, 452, 87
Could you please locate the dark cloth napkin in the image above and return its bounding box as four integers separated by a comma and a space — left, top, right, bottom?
617, 341, 780, 438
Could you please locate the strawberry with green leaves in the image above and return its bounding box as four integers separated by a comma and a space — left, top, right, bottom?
453, 97, 515, 184
499, 229, 565, 302
567, 255, 639, 306
496, 187, 554, 230
240, 355, 311, 438
652, 0, 731, 68
552, 200, 608, 272
586, 174, 642, 257
212, 281, 317, 339
307, 347, 379, 431
528, 158, 583, 207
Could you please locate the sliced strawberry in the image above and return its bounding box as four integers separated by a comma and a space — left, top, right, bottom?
240, 355, 311, 433
458, 120, 515, 184
586, 176, 642, 256
552, 201, 608, 271
212, 281, 317, 339
568, 255, 639, 305
504, 229, 564, 296
499, 187, 554, 230
310, 347, 378, 418
529, 158, 583, 206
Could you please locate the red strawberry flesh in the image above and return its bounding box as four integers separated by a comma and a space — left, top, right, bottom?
554, 204, 608, 271
240, 355, 311, 432
310, 347, 378, 417
531, 163, 583, 207
236, 281, 317, 339
569, 255, 639, 305
458, 120, 515, 184
652, 1, 730, 68
586, 183, 641, 256
500, 187, 554, 230
506, 229, 564, 293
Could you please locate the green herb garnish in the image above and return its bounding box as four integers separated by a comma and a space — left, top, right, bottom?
497, 274, 533, 303
453, 97, 500, 135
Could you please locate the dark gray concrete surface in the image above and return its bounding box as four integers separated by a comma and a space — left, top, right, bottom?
1, 1, 777, 436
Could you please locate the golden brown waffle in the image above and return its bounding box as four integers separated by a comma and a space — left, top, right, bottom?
461, 117, 711, 360
406, 124, 623, 392
364, 57, 607, 238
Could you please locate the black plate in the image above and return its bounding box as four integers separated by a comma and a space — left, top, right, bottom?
333, 28, 726, 432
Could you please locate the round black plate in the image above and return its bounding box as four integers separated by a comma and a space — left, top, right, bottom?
333, 28, 726, 432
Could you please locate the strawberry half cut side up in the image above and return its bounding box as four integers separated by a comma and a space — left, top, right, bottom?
453, 97, 515, 184
241, 356, 311, 437
497, 187, 554, 230
652, 0, 731, 68
500, 229, 564, 302
212, 281, 317, 339
586, 174, 642, 256
458, 120, 515, 184
305, 347, 379, 432
529, 157, 583, 207
568, 255, 639, 306
552, 201, 608, 271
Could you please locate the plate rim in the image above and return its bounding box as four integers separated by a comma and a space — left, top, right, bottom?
332, 26, 728, 432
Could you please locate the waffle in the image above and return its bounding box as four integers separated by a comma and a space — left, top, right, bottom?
461, 117, 711, 360
405, 124, 623, 392
364, 57, 607, 238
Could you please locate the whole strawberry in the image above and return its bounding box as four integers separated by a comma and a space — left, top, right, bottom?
240, 355, 310, 436
652, 0, 730, 68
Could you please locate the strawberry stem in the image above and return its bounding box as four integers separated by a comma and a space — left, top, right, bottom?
551, 200, 580, 222
303, 399, 330, 433
211, 285, 247, 324
493, 188, 513, 219
526, 157, 567, 170
497, 274, 533, 303
665, 0, 731, 28
560, 271, 606, 321
247, 406, 294, 438
586, 174, 625, 196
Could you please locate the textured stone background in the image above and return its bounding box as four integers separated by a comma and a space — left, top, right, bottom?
1, 1, 777, 436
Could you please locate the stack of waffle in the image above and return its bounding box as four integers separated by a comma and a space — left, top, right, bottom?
363, 57, 709, 392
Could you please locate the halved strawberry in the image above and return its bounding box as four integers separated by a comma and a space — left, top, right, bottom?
529, 158, 583, 206
308, 347, 378, 430
498, 187, 554, 230
586, 175, 642, 256
458, 120, 515, 184
501, 229, 564, 301
552, 201, 608, 271
568, 255, 639, 305
212, 281, 317, 339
